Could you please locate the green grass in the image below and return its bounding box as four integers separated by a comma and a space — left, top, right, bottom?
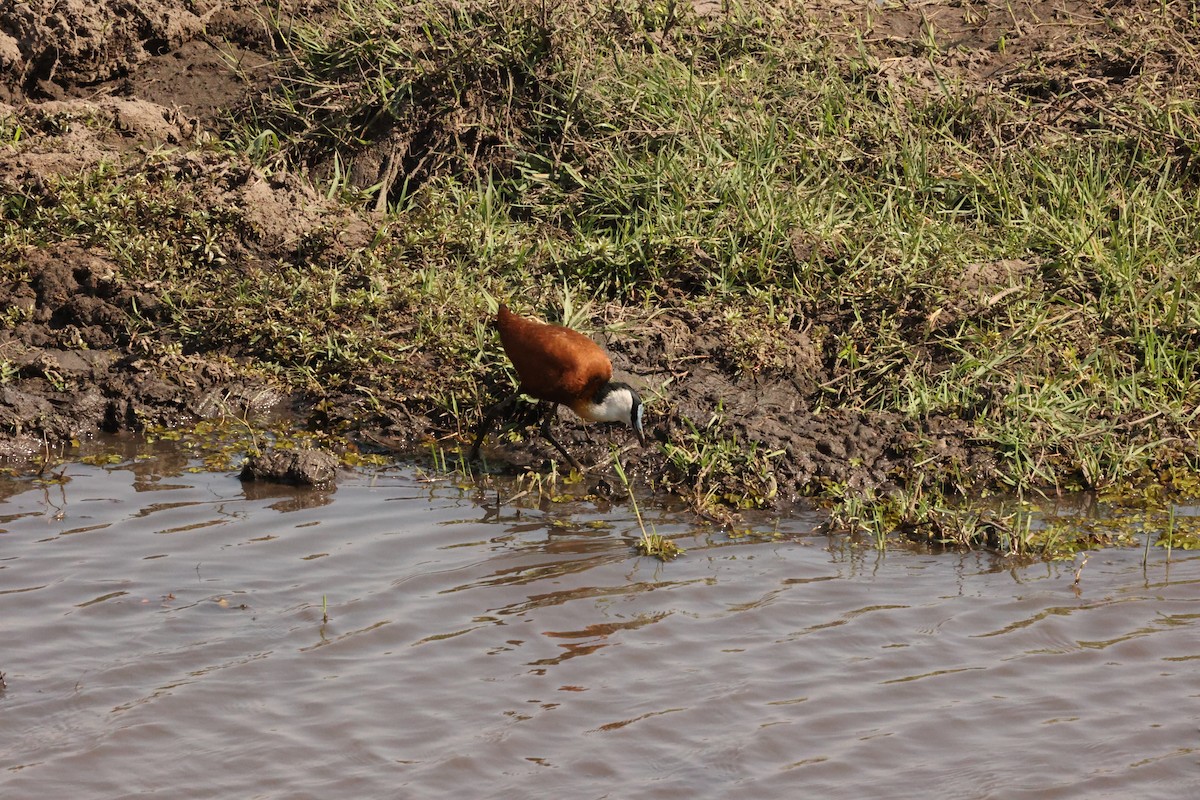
5, 0, 1200, 550
659, 407, 782, 516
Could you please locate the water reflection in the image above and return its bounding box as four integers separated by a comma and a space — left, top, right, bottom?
0, 449, 1196, 800
240, 479, 336, 512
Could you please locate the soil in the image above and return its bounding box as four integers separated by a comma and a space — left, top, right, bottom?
0, 1, 1181, 504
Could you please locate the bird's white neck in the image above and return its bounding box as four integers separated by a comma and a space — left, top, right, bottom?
577, 386, 635, 424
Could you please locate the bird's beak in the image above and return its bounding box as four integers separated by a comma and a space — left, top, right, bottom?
632, 400, 647, 447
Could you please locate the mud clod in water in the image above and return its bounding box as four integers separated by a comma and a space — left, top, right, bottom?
240, 448, 340, 488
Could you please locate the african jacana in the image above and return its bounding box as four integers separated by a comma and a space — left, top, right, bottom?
470, 304, 646, 470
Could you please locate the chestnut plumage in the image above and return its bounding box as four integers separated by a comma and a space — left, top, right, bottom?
470, 304, 646, 469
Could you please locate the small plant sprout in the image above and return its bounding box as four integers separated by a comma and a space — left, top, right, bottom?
612, 452, 683, 562
1143, 515, 1154, 568
1166, 505, 1176, 563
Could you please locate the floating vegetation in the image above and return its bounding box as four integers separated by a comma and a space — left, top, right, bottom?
140, 417, 388, 473
633, 531, 685, 562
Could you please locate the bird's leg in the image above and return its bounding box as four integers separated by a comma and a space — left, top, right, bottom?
470, 393, 520, 461
538, 404, 584, 472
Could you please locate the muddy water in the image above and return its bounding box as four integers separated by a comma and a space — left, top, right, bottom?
1, 453, 1196, 799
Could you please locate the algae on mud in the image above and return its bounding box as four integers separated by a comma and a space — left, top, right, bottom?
2, 0, 1200, 554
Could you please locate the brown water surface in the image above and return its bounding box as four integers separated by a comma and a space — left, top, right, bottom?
1, 451, 1196, 799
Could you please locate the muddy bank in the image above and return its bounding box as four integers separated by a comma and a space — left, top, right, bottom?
0, 144, 357, 458
2, 0, 1197, 525
0, 147, 980, 501
2, 231, 971, 500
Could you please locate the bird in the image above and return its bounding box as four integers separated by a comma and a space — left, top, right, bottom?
470, 303, 646, 470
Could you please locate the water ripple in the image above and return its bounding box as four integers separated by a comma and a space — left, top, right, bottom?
0, 462, 1195, 800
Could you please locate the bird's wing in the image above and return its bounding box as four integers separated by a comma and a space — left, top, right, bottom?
507, 325, 612, 405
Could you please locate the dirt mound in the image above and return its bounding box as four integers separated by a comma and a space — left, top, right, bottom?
0, 97, 197, 187
0, 0, 317, 132
0, 0, 205, 100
